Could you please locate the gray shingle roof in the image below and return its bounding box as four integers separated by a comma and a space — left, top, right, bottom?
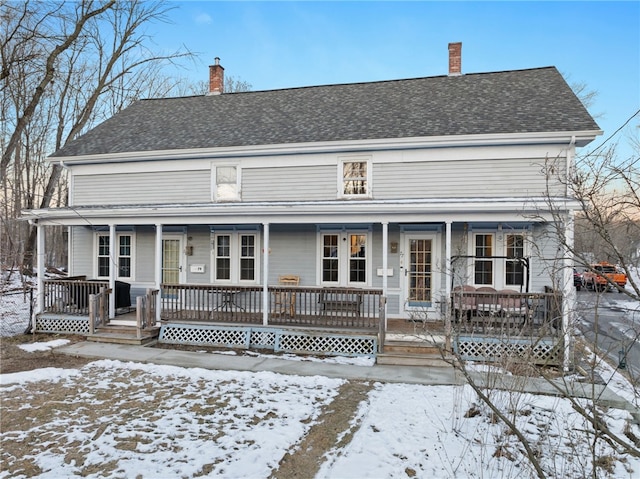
52, 66, 600, 158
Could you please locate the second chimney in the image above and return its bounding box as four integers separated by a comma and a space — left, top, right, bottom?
448, 42, 462, 76
208, 57, 224, 95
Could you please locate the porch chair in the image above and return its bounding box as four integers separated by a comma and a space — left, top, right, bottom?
273, 275, 300, 318
475, 286, 501, 316
452, 285, 476, 321
498, 289, 528, 319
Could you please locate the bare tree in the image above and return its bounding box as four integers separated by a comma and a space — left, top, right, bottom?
173, 75, 253, 96
0, 0, 193, 273
1, 0, 117, 175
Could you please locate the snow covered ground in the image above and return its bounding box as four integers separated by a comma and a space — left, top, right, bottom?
1, 271, 639, 478
0, 291, 33, 337
1, 356, 639, 479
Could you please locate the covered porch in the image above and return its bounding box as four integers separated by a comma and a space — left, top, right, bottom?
27, 199, 575, 367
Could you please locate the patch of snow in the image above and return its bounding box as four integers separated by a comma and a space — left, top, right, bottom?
17, 339, 70, 353
241, 349, 375, 367
0, 367, 82, 387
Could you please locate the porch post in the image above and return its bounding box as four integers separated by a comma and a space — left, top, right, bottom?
35, 221, 45, 317
444, 221, 452, 351
155, 224, 163, 323
445, 221, 452, 303
109, 224, 116, 318
381, 221, 388, 332
562, 211, 575, 372
262, 222, 270, 326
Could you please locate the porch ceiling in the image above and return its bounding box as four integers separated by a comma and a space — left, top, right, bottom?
23, 197, 577, 226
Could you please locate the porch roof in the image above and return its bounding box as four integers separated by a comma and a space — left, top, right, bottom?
23, 196, 579, 226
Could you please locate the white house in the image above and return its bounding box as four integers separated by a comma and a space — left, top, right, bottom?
24, 44, 601, 364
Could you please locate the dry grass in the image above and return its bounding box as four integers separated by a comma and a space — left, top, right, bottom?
0, 333, 91, 374
0, 335, 372, 478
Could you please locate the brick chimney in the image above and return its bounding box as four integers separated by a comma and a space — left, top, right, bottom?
208, 57, 224, 95
448, 42, 462, 76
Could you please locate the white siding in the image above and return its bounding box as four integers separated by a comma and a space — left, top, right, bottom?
267, 226, 317, 285
242, 166, 335, 202
73, 171, 210, 206
135, 228, 156, 283
70, 227, 94, 276
70, 147, 567, 206
373, 158, 565, 199
530, 224, 562, 292
185, 226, 214, 284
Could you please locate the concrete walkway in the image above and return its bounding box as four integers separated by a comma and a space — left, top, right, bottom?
59, 341, 639, 417
59, 341, 460, 385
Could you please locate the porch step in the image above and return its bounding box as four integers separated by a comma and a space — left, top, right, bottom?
376, 353, 451, 367
86, 324, 160, 346
383, 340, 442, 356
377, 340, 451, 367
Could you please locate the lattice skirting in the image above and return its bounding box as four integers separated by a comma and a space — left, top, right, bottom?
454, 335, 563, 365
35, 315, 90, 334
159, 323, 377, 357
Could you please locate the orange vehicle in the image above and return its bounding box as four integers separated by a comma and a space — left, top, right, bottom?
582, 262, 627, 292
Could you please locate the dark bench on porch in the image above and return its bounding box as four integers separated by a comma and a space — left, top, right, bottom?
319, 289, 363, 318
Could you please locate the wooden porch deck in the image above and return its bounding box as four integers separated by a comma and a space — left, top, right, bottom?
35, 280, 565, 365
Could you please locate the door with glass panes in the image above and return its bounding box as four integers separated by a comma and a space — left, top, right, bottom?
162, 235, 185, 285
403, 235, 438, 310
320, 233, 368, 286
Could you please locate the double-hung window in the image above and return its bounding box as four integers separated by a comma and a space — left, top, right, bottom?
322, 235, 339, 283
320, 232, 369, 286
96, 233, 133, 279
340, 158, 370, 198
505, 234, 525, 286
474, 234, 493, 285
213, 232, 257, 282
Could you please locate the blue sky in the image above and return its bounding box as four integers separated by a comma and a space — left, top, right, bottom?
150, 1, 639, 159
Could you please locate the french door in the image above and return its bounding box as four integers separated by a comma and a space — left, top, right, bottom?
320, 232, 369, 286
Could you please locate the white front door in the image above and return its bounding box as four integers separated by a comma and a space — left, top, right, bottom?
162, 235, 185, 285
402, 234, 439, 314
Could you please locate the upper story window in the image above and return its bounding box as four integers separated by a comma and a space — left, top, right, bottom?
96, 233, 134, 279
340, 158, 370, 198
214, 165, 240, 201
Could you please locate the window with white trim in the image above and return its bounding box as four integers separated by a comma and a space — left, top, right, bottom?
474, 233, 493, 285
320, 232, 368, 286
214, 165, 240, 201
322, 235, 339, 283
215, 235, 231, 280
95, 233, 134, 279
349, 234, 367, 283
505, 234, 525, 286
240, 235, 256, 281
213, 232, 257, 282
340, 158, 370, 197
97, 235, 110, 278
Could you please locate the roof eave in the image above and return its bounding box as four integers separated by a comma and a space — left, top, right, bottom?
47, 130, 603, 166
22, 197, 582, 226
